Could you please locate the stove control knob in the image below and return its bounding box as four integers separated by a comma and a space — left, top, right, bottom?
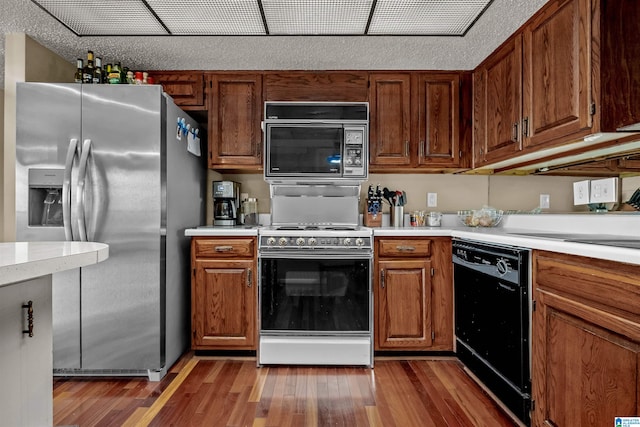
278, 237, 288, 247
296, 237, 306, 246
267, 237, 276, 246
343, 238, 352, 246
355, 238, 364, 246
308, 237, 317, 246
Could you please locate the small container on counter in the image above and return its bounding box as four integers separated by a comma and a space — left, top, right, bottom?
427, 211, 442, 227
242, 198, 259, 225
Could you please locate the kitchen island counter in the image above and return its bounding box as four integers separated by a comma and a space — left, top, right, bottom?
0, 241, 109, 427
0, 241, 109, 287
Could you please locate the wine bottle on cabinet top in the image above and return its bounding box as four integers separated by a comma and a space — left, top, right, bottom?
74, 59, 83, 83
82, 51, 94, 84
93, 57, 103, 84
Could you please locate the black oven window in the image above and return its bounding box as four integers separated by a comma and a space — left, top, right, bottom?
268, 127, 342, 174
260, 258, 370, 333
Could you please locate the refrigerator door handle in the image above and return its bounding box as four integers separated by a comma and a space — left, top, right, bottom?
63, 138, 80, 241
77, 139, 92, 242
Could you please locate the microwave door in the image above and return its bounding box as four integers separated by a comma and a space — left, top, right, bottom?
267, 125, 343, 177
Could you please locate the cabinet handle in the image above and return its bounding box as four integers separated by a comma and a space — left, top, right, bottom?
512, 122, 519, 142
523, 117, 529, 137
22, 301, 34, 338
419, 140, 425, 158
214, 245, 233, 252
396, 245, 416, 252
247, 269, 252, 287
380, 270, 385, 288
404, 141, 409, 157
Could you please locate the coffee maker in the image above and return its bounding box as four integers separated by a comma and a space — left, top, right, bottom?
213, 181, 241, 226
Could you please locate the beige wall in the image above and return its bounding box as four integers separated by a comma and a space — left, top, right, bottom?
204, 172, 598, 225
1, 33, 74, 242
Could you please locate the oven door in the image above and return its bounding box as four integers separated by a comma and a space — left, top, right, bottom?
265, 124, 344, 178
258, 252, 373, 366
259, 253, 371, 335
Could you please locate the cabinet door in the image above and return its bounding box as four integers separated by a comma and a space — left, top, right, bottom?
376, 259, 432, 350
522, 0, 592, 148
533, 291, 640, 427
369, 73, 412, 167
148, 71, 204, 109
208, 74, 263, 169
192, 259, 256, 349
474, 35, 523, 165
415, 73, 460, 167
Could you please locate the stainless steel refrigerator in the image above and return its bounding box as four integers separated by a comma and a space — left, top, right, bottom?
15, 83, 206, 380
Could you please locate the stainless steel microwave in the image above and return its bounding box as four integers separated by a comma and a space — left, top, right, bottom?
263, 102, 369, 184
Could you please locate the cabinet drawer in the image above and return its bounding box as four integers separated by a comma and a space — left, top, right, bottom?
193, 238, 255, 258
377, 239, 431, 257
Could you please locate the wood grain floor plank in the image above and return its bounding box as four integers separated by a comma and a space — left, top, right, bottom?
54, 353, 518, 427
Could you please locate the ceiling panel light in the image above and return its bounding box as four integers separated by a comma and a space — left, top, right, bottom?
146, 0, 266, 35
33, 0, 168, 35
368, 0, 493, 35
262, 0, 374, 35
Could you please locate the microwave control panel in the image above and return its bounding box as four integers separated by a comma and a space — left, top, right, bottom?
343, 126, 367, 177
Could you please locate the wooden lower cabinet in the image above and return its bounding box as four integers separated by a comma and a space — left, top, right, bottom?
374, 237, 453, 351
532, 251, 640, 426
191, 237, 257, 350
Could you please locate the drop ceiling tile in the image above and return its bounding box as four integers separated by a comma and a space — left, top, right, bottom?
146, 0, 266, 35
368, 0, 493, 35
33, 0, 168, 35
262, 0, 374, 35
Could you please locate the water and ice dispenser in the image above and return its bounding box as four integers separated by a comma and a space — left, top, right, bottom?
28, 168, 64, 226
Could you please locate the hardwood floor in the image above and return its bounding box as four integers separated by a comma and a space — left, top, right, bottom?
53, 353, 517, 426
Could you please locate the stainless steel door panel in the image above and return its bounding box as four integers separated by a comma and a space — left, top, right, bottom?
79, 85, 163, 370
163, 98, 205, 370
51, 269, 81, 369
16, 83, 81, 242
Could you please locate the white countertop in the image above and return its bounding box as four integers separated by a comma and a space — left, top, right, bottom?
0, 241, 109, 287
185, 213, 640, 265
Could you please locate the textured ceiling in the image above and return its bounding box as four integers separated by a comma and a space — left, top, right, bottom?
0, 0, 548, 89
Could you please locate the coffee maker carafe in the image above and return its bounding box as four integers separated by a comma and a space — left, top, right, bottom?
213, 181, 241, 226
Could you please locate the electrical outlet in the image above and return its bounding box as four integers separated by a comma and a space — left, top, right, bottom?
573, 180, 590, 205
539, 194, 550, 209
427, 193, 437, 207
590, 177, 618, 203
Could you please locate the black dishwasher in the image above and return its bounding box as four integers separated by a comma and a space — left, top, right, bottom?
452, 239, 531, 426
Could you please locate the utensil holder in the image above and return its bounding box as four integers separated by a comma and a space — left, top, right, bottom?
390, 206, 404, 227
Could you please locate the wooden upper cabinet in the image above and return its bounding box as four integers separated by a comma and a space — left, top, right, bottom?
147, 71, 205, 109
522, 0, 593, 149
474, 34, 523, 167
415, 73, 461, 167
474, 0, 640, 170
599, 0, 640, 131
369, 73, 412, 167
264, 72, 368, 101
369, 72, 467, 170
207, 73, 263, 170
